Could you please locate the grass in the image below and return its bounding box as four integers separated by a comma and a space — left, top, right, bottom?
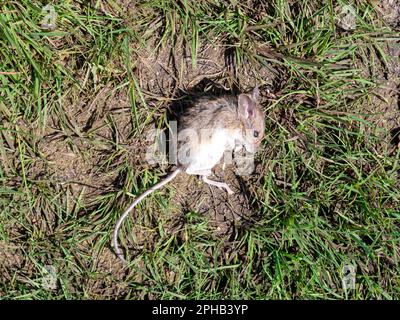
0, 0, 399, 299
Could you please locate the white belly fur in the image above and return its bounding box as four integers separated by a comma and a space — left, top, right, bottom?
186, 129, 234, 172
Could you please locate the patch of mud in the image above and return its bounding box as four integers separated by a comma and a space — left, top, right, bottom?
351, 0, 400, 153
31, 86, 144, 201
376, 0, 400, 28
364, 40, 400, 153
0, 241, 24, 283
136, 36, 274, 98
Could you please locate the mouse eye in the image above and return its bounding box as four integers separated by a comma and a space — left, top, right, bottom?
253, 131, 259, 138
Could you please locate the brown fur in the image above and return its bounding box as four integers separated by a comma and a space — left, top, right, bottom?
178, 90, 265, 167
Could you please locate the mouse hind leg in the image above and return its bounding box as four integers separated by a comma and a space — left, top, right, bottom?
202, 175, 234, 195
186, 168, 234, 195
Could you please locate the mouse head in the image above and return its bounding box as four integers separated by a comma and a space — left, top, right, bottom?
237, 86, 265, 153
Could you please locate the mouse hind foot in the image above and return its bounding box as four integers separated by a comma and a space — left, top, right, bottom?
202, 175, 234, 195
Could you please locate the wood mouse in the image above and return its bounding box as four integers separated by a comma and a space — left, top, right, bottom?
113, 86, 265, 263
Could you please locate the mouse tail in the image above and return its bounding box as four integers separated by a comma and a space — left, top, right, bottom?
113, 168, 182, 263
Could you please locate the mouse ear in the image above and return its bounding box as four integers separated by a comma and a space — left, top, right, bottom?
251, 85, 259, 101
238, 94, 256, 119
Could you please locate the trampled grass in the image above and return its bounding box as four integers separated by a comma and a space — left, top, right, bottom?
0, 0, 399, 299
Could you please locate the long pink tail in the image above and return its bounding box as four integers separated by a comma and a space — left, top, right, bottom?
113, 168, 181, 263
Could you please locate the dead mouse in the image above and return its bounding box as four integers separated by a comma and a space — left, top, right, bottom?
113, 86, 265, 262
